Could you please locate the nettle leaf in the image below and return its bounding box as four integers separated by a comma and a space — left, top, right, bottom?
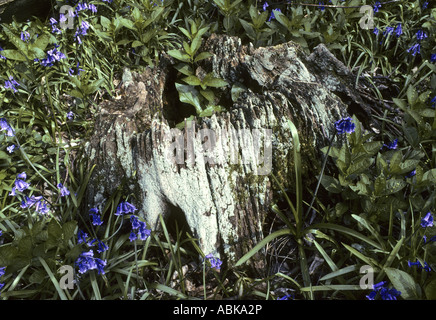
362, 141, 382, 155
389, 150, 403, 174
347, 157, 373, 176
385, 268, 421, 300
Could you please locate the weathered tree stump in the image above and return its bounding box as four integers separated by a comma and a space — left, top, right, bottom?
83, 34, 375, 274
0, 0, 52, 23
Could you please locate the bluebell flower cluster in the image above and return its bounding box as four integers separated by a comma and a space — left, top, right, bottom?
21, 195, 50, 215
334, 117, 355, 134
407, 30, 429, 56
383, 138, 398, 150
205, 253, 222, 270
129, 215, 151, 241
57, 183, 70, 197
75, 250, 107, 274
373, 1, 381, 13
9, 172, 29, 196
408, 260, 432, 272
268, 8, 281, 22
20, 31, 30, 42
277, 293, 294, 300
3, 76, 20, 93
89, 207, 103, 226
115, 201, 137, 216
366, 281, 401, 300
0, 267, 5, 290
69, 62, 84, 76
39, 44, 66, 67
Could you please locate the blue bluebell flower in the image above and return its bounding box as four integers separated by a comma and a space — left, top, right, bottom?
89, 208, 103, 226
57, 183, 70, 197
0, 46, 6, 60
373, 1, 381, 12
77, 229, 89, 244
268, 8, 281, 22
130, 215, 151, 241
431, 54, 436, 63
74, 20, 90, 44
394, 23, 402, 37
277, 294, 294, 300
0, 118, 15, 137
69, 62, 84, 76
20, 31, 30, 42
366, 281, 401, 300
115, 201, 137, 216
408, 259, 431, 272
319, 1, 325, 11
40, 45, 66, 67
4, 76, 20, 93
407, 43, 421, 56
262, 1, 269, 11
431, 96, 436, 107
75, 250, 107, 275
335, 117, 355, 134
0, 266, 5, 290
205, 253, 222, 270
422, 1, 428, 9
405, 169, 416, 178
6, 144, 16, 153
373, 27, 379, 36
66, 111, 74, 120
421, 212, 434, 228
129, 231, 137, 242
384, 138, 398, 150
383, 26, 394, 36
49, 17, 61, 34
416, 30, 428, 41
87, 239, 109, 253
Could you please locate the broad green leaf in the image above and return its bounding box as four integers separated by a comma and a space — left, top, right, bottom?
0, 49, 27, 61
167, 49, 191, 63
384, 179, 406, 195
202, 74, 228, 88
347, 157, 373, 176
319, 265, 359, 281
174, 63, 194, 76
175, 83, 202, 114
385, 267, 420, 300
320, 175, 342, 193
194, 51, 213, 63
424, 276, 436, 300
181, 75, 202, 86
422, 169, 436, 184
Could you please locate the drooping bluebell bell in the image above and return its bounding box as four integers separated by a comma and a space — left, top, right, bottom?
66, 111, 74, 120
268, 8, 281, 22
262, 1, 269, 11
319, 1, 325, 11
77, 229, 89, 244
422, 1, 428, 9
407, 43, 421, 56
416, 30, 428, 41
383, 26, 394, 36
0, 118, 15, 137
394, 23, 402, 37
9, 172, 30, 196
430, 96, 436, 108
0, 266, 5, 290
6, 145, 16, 153
205, 253, 223, 270
68, 62, 84, 76
4, 76, 20, 93
335, 117, 355, 134
373, 27, 379, 36
373, 1, 381, 12
277, 294, 294, 300
431, 54, 436, 63
89, 208, 103, 226
421, 212, 434, 228
49, 17, 62, 34
57, 183, 70, 197
87, 238, 109, 253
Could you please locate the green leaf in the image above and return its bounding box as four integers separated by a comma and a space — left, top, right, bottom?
422, 169, 436, 184
181, 75, 202, 86
174, 63, 194, 76
424, 276, 436, 300
175, 83, 202, 114
384, 179, 406, 195
0, 49, 27, 61
193, 52, 212, 63
342, 243, 381, 268
385, 267, 420, 300
202, 74, 228, 88
167, 49, 191, 63
320, 175, 342, 193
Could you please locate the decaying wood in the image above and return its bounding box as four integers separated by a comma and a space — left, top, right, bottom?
84, 34, 376, 274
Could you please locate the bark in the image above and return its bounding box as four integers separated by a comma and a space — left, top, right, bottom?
0, 0, 52, 23
83, 34, 376, 274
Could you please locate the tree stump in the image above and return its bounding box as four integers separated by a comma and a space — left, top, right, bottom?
83, 34, 375, 274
